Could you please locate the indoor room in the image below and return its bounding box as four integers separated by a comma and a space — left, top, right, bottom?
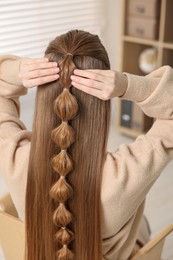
0, 0, 173, 259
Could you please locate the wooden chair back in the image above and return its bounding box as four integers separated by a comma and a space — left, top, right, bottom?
0, 193, 25, 260
131, 224, 173, 260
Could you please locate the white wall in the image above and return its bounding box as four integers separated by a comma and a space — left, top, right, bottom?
102, 0, 122, 70
101, 0, 122, 124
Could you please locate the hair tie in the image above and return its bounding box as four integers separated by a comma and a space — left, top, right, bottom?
61, 149, 67, 152
63, 88, 70, 91
66, 53, 73, 57
61, 227, 66, 230
59, 175, 65, 180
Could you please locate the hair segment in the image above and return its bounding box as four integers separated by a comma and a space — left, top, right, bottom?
50, 55, 78, 259
25, 30, 110, 260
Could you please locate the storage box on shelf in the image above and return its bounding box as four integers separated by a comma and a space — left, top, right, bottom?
126, 0, 161, 40
126, 17, 159, 40
127, 0, 160, 18
116, 0, 173, 138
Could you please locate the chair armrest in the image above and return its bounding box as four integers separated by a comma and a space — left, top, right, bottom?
138, 224, 173, 253
0, 193, 18, 217
0, 211, 25, 260
131, 224, 173, 259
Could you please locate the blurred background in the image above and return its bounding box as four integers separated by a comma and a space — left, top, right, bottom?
0, 0, 121, 131
0, 0, 173, 259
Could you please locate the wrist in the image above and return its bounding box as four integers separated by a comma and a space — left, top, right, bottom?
1, 56, 23, 87
116, 71, 128, 97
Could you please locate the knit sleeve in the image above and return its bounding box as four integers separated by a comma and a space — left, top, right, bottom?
101, 66, 173, 244
0, 55, 31, 221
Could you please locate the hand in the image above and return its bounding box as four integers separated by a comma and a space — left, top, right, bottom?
19, 57, 59, 88
71, 69, 127, 100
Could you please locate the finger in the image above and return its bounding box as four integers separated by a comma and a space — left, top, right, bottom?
74, 69, 113, 80
26, 74, 59, 88
28, 62, 58, 71
71, 75, 103, 90
32, 58, 49, 63
26, 67, 59, 79
87, 69, 115, 77
72, 81, 103, 99
26, 58, 49, 64
73, 69, 106, 82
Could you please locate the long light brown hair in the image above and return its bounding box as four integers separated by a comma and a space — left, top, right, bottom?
26, 30, 111, 260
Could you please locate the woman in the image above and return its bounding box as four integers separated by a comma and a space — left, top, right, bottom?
0, 30, 173, 260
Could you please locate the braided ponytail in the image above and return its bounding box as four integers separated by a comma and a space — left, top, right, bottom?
50, 54, 78, 259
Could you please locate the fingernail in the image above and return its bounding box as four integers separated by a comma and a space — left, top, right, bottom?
53, 62, 58, 67
54, 68, 59, 72
71, 75, 74, 80
54, 74, 59, 79
74, 69, 79, 74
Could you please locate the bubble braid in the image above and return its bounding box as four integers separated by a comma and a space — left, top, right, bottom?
50, 54, 78, 259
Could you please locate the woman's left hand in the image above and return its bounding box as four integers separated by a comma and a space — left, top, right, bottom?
19, 57, 59, 88
71, 69, 127, 100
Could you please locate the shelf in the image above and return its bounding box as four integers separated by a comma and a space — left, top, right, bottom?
162, 42, 173, 50
116, 0, 173, 138
162, 49, 173, 67
163, 0, 173, 42
123, 36, 173, 51
123, 35, 159, 47
116, 125, 145, 139
122, 41, 159, 75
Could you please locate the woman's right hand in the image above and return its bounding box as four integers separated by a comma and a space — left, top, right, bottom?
19, 57, 59, 88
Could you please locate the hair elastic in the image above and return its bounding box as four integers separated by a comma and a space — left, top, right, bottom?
66, 53, 73, 57
61, 226, 66, 230
59, 175, 65, 179
61, 149, 67, 152
63, 87, 71, 92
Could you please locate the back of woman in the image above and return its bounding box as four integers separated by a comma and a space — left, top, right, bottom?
1, 29, 173, 260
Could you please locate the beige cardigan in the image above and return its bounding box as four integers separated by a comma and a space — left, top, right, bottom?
0, 55, 173, 260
